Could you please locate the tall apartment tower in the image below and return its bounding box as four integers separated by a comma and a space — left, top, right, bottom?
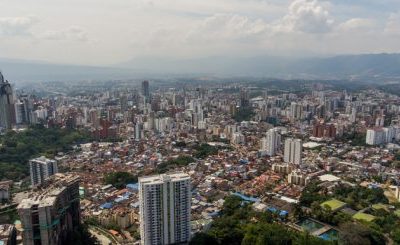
29, 156, 58, 186
142, 80, 150, 102
139, 173, 191, 245
260, 128, 281, 156
0, 72, 15, 129
18, 174, 81, 245
284, 138, 302, 165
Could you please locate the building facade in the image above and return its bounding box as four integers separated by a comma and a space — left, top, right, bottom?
0, 72, 15, 129
260, 128, 281, 156
139, 173, 191, 245
18, 174, 81, 245
284, 138, 302, 165
29, 156, 58, 186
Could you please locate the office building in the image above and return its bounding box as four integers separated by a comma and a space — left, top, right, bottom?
284, 138, 302, 165
260, 128, 281, 156
0, 72, 15, 129
139, 173, 191, 245
18, 174, 81, 245
142, 80, 150, 102
29, 156, 58, 186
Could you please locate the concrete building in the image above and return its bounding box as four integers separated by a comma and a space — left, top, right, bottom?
365, 127, 395, 145
0, 181, 12, 202
272, 163, 293, 174
284, 138, 302, 165
0, 72, 15, 129
313, 123, 336, 139
288, 170, 310, 186
290, 102, 302, 121
139, 173, 191, 245
17, 174, 81, 245
29, 156, 58, 186
260, 128, 281, 156
142, 80, 150, 102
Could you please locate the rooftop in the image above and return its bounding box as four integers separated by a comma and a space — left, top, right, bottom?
139, 172, 190, 185
17, 173, 79, 209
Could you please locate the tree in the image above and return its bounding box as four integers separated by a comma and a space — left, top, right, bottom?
104, 171, 137, 189
189, 233, 218, 245
339, 222, 385, 245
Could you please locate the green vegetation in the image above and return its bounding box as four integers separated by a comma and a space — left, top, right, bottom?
342, 131, 367, 146
194, 144, 219, 159
0, 125, 92, 181
65, 223, 99, 245
190, 195, 333, 245
298, 181, 399, 243
339, 222, 385, 245
156, 155, 195, 174
333, 184, 388, 210
104, 171, 138, 189
233, 106, 255, 122
299, 181, 328, 207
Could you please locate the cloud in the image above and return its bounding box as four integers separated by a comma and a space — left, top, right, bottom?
0, 16, 39, 36
384, 12, 400, 36
338, 18, 375, 32
186, 13, 268, 42
40, 26, 92, 42
276, 0, 333, 33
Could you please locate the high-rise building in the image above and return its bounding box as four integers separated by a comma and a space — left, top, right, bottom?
284, 138, 302, 165
142, 80, 150, 102
366, 127, 394, 145
0, 72, 15, 129
260, 128, 281, 156
240, 88, 249, 107
18, 174, 81, 245
139, 173, 191, 245
29, 156, 58, 186
290, 102, 302, 121
312, 122, 336, 139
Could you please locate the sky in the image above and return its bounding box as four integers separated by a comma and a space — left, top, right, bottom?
0, 0, 400, 66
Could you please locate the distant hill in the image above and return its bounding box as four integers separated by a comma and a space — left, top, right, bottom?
119, 53, 400, 80
0, 58, 138, 82
1, 53, 400, 82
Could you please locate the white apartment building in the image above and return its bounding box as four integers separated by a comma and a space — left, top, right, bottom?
260, 128, 281, 156
29, 156, 58, 186
284, 138, 302, 165
366, 127, 396, 145
139, 173, 191, 245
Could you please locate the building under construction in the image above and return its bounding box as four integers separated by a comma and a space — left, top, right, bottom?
17, 173, 80, 245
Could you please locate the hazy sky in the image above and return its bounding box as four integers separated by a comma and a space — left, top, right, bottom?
0, 0, 399, 65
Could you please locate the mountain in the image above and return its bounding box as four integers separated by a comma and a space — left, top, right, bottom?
1, 53, 400, 82
119, 53, 400, 80
0, 58, 139, 82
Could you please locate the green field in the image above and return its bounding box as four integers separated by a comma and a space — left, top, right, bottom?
353, 212, 376, 222
321, 199, 347, 211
